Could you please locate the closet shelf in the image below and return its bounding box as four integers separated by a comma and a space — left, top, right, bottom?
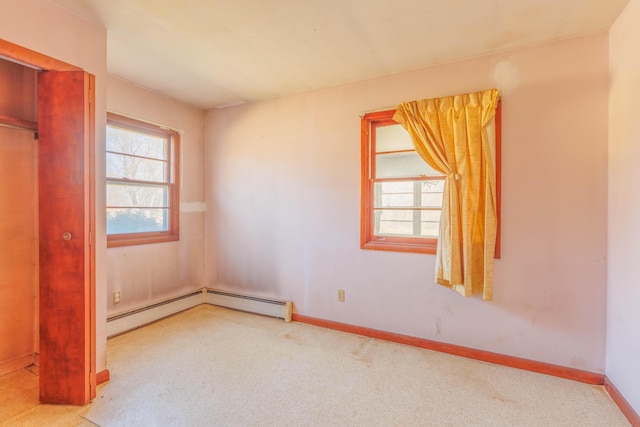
0, 113, 37, 132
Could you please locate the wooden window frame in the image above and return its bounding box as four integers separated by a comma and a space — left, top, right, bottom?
360, 102, 502, 257
106, 113, 180, 247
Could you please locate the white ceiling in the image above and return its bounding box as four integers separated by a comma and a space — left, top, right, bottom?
52, 0, 629, 110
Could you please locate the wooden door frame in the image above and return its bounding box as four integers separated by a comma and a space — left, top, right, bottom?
0, 39, 97, 405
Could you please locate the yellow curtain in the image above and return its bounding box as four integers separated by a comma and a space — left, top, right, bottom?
393, 89, 499, 300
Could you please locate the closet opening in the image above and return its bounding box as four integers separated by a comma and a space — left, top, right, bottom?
0, 39, 96, 405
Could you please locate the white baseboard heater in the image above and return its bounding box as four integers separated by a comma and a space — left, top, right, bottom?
106, 288, 293, 338
205, 289, 293, 322
107, 290, 205, 338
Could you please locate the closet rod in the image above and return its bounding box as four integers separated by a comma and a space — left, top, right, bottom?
0, 113, 37, 133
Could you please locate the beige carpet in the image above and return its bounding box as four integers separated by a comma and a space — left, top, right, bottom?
0, 305, 630, 426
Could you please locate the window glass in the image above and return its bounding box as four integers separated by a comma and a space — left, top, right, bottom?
375, 151, 438, 178
375, 123, 414, 152
106, 113, 179, 247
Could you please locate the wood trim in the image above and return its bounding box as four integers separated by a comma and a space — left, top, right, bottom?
360, 113, 371, 250
363, 109, 397, 122
107, 231, 179, 247
96, 369, 110, 386
604, 377, 640, 427
376, 148, 416, 155
372, 176, 445, 183
0, 354, 38, 377
88, 73, 97, 401
0, 113, 37, 132
0, 39, 81, 71
107, 112, 178, 136
292, 314, 604, 385
361, 240, 437, 254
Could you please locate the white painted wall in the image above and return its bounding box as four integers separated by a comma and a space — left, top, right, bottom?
106, 77, 206, 316
205, 33, 610, 372
0, 0, 108, 372
607, 0, 640, 413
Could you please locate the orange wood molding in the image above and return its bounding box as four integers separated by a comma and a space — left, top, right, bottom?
604, 377, 640, 427
0, 39, 80, 71
89, 73, 97, 401
292, 313, 604, 385
96, 369, 110, 386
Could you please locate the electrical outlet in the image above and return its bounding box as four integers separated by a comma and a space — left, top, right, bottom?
113, 291, 121, 304
337, 289, 345, 302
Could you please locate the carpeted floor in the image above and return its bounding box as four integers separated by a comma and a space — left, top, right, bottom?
0, 305, 630, 426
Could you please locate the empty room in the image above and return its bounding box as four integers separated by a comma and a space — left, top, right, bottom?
0, 0, 639, 425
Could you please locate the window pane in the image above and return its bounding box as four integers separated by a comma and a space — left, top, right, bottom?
107, 183, 169, 208
378, 218, 414, 236
373, 181, 416, 208
421, 180, 445, 208
107, 208, 169, 234
378, 181, 413, 193
420, 221, 440, 237
375, 124, 414, 153
381, 193, 414, 207
375, 181, 413, 208
375, 151, 440, 178
373, 179, 443, 238
380, 210, 413, 221
374, 180, 444, 209
107, 152, 167, 182
107, 126, 167, 160
421, 210, 441, 222
374, 209, 440, 238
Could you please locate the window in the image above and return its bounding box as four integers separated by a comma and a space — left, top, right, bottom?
361, 110, 443, 254
361, 105, 502, 256
106, 113, 180, 247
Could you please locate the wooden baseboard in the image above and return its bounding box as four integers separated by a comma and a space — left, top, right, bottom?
292, 314, 604, 385
604, 377, 640, 426
0, 353, 38, 377
96, 369, 110, 386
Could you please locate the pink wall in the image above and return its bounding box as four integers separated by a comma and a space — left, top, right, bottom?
205, 33, 610, 371
607, 0, 640, 413
106, 77, 206, 316
0, 0, 108, 372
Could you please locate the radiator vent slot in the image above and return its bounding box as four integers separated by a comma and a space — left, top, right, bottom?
205, 289, 292, 322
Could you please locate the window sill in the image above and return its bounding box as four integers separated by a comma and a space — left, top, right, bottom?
107, 232, 179, 248
361, 240, 437, 255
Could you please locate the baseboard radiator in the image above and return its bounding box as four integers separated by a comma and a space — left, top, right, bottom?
107, 290, 205, 338
205, 289, 293, 322
107, 289, 293, 337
